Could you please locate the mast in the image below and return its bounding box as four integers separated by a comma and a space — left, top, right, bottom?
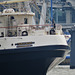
51, 0, 53, 24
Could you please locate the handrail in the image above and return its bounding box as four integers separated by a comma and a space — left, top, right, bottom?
0, 25, 51, 28
0, 24, 61, 28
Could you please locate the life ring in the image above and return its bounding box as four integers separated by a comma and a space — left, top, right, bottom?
50, 29, 55, 35
22, 31, 28, 36
8, 31, 12, 37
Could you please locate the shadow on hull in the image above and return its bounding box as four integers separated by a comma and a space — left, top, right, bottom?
0, 45, 69, 75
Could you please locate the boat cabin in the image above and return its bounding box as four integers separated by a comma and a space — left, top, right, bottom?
0, 8, 63, 37
0, 8, 35, 37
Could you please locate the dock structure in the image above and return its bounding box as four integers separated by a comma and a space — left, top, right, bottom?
70, 27, 75, 69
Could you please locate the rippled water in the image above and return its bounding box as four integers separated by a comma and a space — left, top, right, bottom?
47, 65, 75, 75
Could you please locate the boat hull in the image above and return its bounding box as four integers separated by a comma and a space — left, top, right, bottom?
0, 45, 69, 75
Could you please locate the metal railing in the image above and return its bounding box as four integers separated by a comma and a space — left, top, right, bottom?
0, 24, 62, 37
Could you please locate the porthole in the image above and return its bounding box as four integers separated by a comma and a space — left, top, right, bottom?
11, 44, 13, 46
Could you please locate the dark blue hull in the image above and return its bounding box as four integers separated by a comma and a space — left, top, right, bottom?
0, 45, 69, 75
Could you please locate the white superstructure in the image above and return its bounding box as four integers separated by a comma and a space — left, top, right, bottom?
0, 8, 67, 50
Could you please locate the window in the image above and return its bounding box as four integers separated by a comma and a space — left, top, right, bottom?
24, 18, 28, 24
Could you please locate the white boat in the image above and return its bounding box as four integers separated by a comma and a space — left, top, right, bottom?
0, 8, 70, 75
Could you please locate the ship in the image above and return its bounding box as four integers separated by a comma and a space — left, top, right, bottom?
0, 0, 70, 75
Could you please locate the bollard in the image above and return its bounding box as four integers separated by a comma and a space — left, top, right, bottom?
70, 27, 75, 69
